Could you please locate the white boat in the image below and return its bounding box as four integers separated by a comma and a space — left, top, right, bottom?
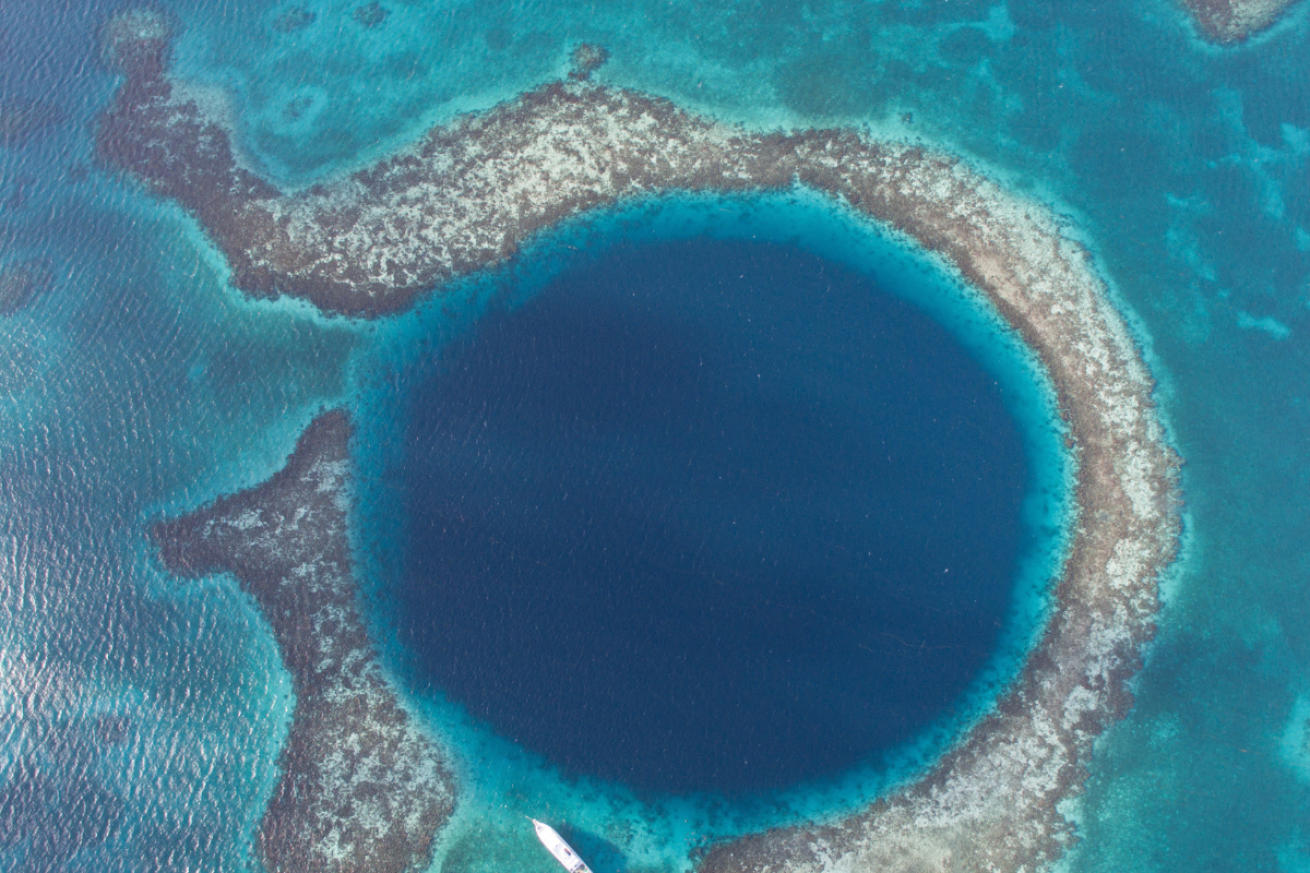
531, 818, 594, 873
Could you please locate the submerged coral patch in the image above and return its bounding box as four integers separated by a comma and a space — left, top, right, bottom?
0, 259, 54, 317
153, 413, 455, 873
1177, 0, 1304, 43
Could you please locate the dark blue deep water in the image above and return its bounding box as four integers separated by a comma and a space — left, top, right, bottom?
399, 238, 1028, 794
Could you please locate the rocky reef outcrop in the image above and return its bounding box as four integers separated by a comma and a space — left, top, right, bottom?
153, 412, 455, 873
1179, 0, 1302, 43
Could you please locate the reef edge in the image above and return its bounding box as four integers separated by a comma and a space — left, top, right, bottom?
1177, 0, 1303, 43
151, 411, 456, 873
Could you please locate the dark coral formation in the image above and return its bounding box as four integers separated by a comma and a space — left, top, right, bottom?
352, 2, 389, 28
1179, 0, 1302, 42
106, 10, 1183, 871
273, 5, 316, 33
0, 752, 125, 864
99, 8, 172, 79
94, 714, 133, 746
0, 661, 128, 869
152, 412, 455, 873
0, 99, 66, 148
0, 259, 54, 316
569, 43, 611, 81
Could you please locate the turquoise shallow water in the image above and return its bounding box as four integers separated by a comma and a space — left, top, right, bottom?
1, 0, 1309, 870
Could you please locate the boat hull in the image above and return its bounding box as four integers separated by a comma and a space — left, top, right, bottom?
532, 819, 594, 873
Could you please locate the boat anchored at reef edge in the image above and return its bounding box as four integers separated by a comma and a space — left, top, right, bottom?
532, 818, 594, 873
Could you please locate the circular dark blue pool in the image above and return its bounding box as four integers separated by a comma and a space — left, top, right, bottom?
398, 236, 1029, 796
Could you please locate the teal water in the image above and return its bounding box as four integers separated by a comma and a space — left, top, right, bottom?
1, 0, 1308, 870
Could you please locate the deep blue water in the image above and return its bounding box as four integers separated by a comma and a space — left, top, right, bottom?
399, 238, 1027, 795
2, 0, 1310, 870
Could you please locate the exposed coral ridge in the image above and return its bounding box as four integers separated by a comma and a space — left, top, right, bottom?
109, 11, 1184, 871
1179, 0, 1302, 42
152, 412, 455, 873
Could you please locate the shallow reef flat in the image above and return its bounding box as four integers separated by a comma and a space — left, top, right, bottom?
152, 412, 455, 873
106, 9, 1183, 871
1177, 0, 1303, 42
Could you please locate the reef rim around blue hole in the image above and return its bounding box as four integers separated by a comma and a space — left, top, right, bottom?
366, 197, 1066, 801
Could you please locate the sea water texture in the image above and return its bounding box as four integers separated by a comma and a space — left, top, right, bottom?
0, 0, 1306, 871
